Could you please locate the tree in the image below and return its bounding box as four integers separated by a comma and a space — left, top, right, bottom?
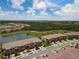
27, 49, 31, 53
68, 36, 73, 40
75, 43, 79, 49
63, 36, 67, 41
35, 46, 39, 50
42, 39, 51, 47
14, 48, 20, 56
38, 36, 42, 40
0, 44, 7, 59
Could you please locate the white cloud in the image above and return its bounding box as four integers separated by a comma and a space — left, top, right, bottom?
54, 0, 79, 20
0, 0, 79, 21
15, 11, 19, 14
0, 12, 9, 16
0, 10, 19, 17
11, 0, 25, 10
33, 0, 47, 10
33, 0, 56, 10
27, 8, 35, 15
27, 0, 57, 16
40, 10, 47, 16
74, 0, 79, 4
7, 0, 9, 2
0, 6, 1, 10
0, 14, 79, 21
0, 11, 79, 21
55, 4, 74, 15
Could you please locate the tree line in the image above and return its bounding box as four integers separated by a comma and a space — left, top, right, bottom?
0, 21, 79, 31
23, 21, 79, 31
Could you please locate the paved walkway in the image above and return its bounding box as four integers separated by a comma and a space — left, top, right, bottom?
20, 39, 79, 59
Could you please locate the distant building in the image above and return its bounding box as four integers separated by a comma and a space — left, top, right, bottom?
3, 37, 41, 55
65, 32, 79, 39
2, 32, 79, 56
41, 34, 66, 42
0, 23, 31, 33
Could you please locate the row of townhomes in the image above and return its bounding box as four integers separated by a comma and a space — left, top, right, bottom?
0, 23, 31, 33
2, 32, 79, 56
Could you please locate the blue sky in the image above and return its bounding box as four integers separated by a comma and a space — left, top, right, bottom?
0, 0, 79, 21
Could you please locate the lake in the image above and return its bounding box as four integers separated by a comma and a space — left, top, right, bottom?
0, 33, 33, 44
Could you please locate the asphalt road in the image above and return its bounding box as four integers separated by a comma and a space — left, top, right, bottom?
20, 39, 79, 59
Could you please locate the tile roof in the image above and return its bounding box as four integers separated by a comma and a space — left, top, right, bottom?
42, 33, 66, 39
3, 37, 41, 50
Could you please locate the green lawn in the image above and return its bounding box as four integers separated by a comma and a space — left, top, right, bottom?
0, 30, 74, 37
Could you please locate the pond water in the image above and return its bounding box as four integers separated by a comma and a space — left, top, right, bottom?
0, 33, 33, 44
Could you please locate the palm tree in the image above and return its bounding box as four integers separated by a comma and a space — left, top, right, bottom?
38, 36, 42, 40
14, 48, 20, 56
42, 39, 51, 47
75, 43, 79, 49
35, 45, 39, 50
27, 49, 31, 53
63, 36, 67, 41
68, 36, 73, 40
0, 44, 7, 59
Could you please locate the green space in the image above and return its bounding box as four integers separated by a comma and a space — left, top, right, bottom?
0, 21, 79, 37
0, 30, 73, 37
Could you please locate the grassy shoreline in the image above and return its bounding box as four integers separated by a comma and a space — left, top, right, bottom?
0, 30, 75, 37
